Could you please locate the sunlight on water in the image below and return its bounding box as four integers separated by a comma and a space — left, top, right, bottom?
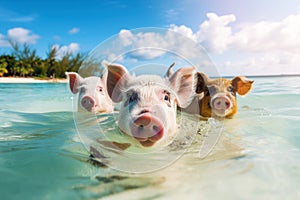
1, 76, 300, 199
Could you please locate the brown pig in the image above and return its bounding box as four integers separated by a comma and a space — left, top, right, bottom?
188, 72, 254, 118
166, 65, 254, 119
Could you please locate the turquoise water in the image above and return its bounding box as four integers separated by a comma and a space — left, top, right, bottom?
1, 77, 300, 199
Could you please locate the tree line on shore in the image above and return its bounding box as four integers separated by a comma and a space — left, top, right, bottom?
0, 43, 85, 78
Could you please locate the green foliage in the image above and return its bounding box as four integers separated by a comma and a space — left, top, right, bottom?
0, 42, 85, 78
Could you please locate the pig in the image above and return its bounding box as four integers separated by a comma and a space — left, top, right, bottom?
66, 72, 113, 113
166, 65, 254, 119
106, 64, 197, 148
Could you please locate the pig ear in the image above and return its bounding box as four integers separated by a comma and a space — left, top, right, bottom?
106, 64, 129, 103
165, 62, 175, 78
196, 72, 209, 93
169, 67, 197, 108
65, 72, 83, 94
232, 76, 254, 96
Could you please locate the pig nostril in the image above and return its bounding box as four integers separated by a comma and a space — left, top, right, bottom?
139, 109, 150, 115
150, 125, 164, 141
153, 125, 159, 132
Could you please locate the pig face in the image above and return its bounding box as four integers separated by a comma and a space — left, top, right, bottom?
106, 64, 196, 148
194, 72, 254, 118
66, 72, 113, 113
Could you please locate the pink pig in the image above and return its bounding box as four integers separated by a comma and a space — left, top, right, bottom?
106, 64, 197, 148
66, 72, 113, 113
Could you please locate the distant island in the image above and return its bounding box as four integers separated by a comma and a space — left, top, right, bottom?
246, 74, 300, 78
218, 74, 300, 79
0, 42, 84, 79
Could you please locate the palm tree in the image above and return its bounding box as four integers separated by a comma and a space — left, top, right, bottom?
31, 57, 46, 77
68, 52, 85, 72
10, 42, 39, 77
0, 68, 8, 77
46, 46, 59, 78
0, 55, 17, 77
0, 60, 8, 77
0, 55, 16, 77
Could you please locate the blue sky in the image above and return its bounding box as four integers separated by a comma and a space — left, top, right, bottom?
1, 0, 300, 75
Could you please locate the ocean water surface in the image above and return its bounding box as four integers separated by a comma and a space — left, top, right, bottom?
0, 76, 300, 199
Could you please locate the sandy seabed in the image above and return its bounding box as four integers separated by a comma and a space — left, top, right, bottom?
0, 77, 67, 83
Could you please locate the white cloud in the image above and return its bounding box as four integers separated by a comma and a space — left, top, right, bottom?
102, 13, 300, 75
193, 12, 300, 54
169, 24, 196, 41
231, 15, 300, 53
52, 43, 80, 59
116, 28, 205, 61
117, 30, 169, 59
171, 12, 300, 75
7, 27, 39, 44
195, 13, 236, 54
118, 29, 134, 46
68, 27, 80, 35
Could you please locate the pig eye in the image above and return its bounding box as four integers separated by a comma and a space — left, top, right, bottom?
161, 90, 171, 106
97, 86, 103, 92
162, 91, 171, 102
164, 93, 170, 102
80, 87, 86, 93
207, 86, 217, 96
128, 92, 139, 104
227, 86, 235, 94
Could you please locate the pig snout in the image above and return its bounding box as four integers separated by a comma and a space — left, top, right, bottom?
130, 114, 164, 147
81, 96, 96, 111
211, 95, 232, 111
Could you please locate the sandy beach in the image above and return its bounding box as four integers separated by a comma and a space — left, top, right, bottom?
0, 77, 67, 83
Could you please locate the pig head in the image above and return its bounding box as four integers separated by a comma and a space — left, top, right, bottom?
106, 64, 196, 148
190, 72, 254, 118
66, 72, 113, 113
166, 65, 253, 119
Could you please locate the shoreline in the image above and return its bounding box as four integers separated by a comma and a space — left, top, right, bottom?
0, 77, 67, 83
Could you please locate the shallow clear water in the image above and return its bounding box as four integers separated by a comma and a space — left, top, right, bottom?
1, 77, 300, 200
